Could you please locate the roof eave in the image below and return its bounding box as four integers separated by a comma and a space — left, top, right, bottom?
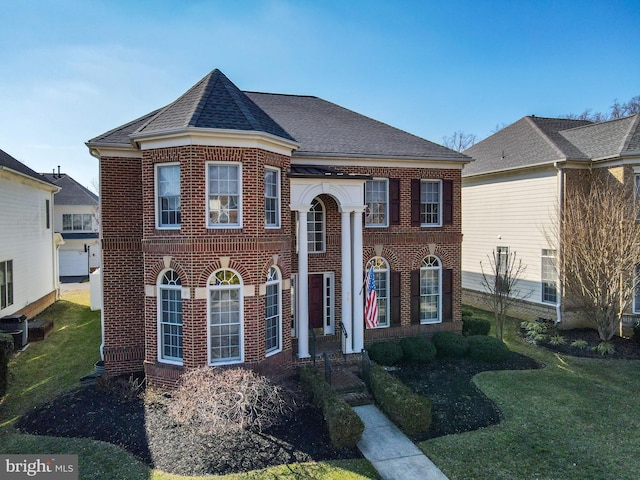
462, 157, 592, 178
292, 150, 471, 164
0, 166, 60, 192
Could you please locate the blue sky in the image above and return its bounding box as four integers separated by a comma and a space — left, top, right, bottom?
1, 0, 638, 191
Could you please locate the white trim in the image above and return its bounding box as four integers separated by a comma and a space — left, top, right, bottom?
265, 266, 282, 357
323, 272, 335, 335
87, 146, 142, 159
308, 198, 326, 254
264, 166, 281, 229
207, 269, 244, 366
206, 162, 243, 229
157, 269, 183, 366
365, 178, 389, 228
420, 179, 443, 227
155, 162, 181, 230
290, 154, 468, 169
420, 255, 443, 324
131, 127, 299, 156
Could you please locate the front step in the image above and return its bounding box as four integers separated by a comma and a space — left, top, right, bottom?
325, 365, 373, 406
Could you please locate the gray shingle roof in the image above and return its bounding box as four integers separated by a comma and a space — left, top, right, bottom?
246, 92, 469, 161
0, 148, 55, 186
41, 173, 98, 206
463, 116, 591, 176
560, 114, 640, 159
88, 69, 470, 163
133, 69, 295, 142
462, 115, 640, 177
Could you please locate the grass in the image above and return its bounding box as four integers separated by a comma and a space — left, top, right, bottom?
0, 289, 378, 480
421, 306, 640, 480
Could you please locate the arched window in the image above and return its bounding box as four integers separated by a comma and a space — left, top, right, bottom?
307, 198, 326, 253
158, 270, 183, 364
365, 257, 390, 327
208, 269, 243, 365
420, 256, 441, 323
265, 266, 282, 355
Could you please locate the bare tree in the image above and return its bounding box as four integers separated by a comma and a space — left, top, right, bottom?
553, 173, 640, 341
443, 130, 477, 152
480, 249, 528, 341
562, 94, 640, 122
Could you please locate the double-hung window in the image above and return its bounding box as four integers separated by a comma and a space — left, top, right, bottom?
156, 164, 181, 228
420, 180, 442, 226
0, 260, 13, 310
365, 257, 390, 327
158, 270, 183, 364
541, 249, 557, 304
419, 256, 441, 323
62, 213, 93, 231
208, 163, 241, 228
264, 167, 280, 228
365, 179, 389, 227
265, 266, 282, 355
208, 269, 243, 365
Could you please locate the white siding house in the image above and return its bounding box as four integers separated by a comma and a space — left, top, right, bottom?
0, 149, 59, 319
41, 172, 100, 278
462, 114, 640, 327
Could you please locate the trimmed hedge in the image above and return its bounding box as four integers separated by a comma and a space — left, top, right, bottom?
0, 333, 14, 398
462, 317, 491, 337
432, 331, 469, 358
367, 341, 404, 365
461, 307, 474, 319
400, 335, 436, 363
467, 335, 510, 363
299, 366, 364, 449
369, 362, 431, 436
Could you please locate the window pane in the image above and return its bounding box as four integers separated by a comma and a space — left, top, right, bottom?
420, 181, 440, 225
158, 165, 181, 227
159, 282, 183, 362
365, 180, 388, 226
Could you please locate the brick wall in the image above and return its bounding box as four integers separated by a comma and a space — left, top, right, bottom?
102, 143, 464, 384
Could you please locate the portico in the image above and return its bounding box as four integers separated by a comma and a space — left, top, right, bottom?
289, 168, 370, 357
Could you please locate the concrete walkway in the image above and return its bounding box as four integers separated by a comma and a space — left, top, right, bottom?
354, 404, 449, 480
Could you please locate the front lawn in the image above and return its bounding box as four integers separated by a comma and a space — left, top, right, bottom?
420, 308, 640, 480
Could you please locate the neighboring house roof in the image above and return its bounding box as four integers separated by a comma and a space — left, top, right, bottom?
560, 114, 640, 160
463, 114, 640, 177
41, 173, 99, 206
88, 69, 470, 163
0, 148, 56, 186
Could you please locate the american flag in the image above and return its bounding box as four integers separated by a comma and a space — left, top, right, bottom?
364, 266, 379, 329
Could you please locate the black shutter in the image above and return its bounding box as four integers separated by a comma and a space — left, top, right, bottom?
391, 271, 401, 326
411, 179, 421, 226
389, 179, 400, 225
443, 180, 453, 225
410, 269, 421, 324
443, 268, 453, 322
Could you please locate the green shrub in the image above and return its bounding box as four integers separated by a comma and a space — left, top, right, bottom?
369, 362, 431, 436
299, 367, 364, 449
432, 331, 469, 358
570, 339, 588, 350
461, 307, 474, 319
595, 342, 615, 356
399, 336, 436, 364
0, 333, 14, 398
467, 335, 510, 363
367, 341, 404, 366
548, 335, 566, 346
462, 317, 491, 337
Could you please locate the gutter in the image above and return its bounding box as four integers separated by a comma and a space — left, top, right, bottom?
554, 162, 564, 325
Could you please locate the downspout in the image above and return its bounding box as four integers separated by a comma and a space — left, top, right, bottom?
90, 147, 105, 362
554, 162, 564, 326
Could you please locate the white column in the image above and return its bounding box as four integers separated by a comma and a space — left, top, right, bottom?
340, 210, 353, 354
296, 208, 310, 358
351, 208, 365, 353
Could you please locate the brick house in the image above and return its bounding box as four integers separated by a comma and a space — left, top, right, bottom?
86, 69, 470, 386
462, 113, 640, 330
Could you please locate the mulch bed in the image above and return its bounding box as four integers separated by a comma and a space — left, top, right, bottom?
535, 328, 640, 359
16, 380, 359, 477
17, 330, 638, 476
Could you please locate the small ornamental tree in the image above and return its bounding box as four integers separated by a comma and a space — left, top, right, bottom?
480, 249, 528, 341
553, 172, 640, 341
